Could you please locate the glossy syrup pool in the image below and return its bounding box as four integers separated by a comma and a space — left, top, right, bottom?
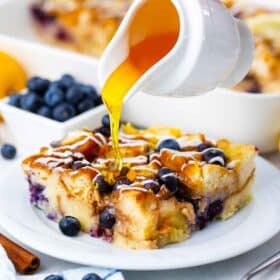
101, 0, 180, 172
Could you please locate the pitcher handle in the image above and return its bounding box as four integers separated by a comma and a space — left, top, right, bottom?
221, 19, 254, 88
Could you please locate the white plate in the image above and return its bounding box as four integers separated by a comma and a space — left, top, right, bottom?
0, 157, 280, 271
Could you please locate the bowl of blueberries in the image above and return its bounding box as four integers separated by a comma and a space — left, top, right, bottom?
0, 73, 106, 152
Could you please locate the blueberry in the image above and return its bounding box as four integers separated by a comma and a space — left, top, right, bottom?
77, 98, 96, 113
93, 127, 110, 138
144, 180, 160, 194
99, 209, 116, 229
58, 74, 75, 90
44, 274, 64, 280
44, 86, 64, 107
52, 103, 76, 122
1, 144, 16, 160
94, 175, 112, 194
82, 273, 102, 280
72, 161, 90, 170
158, 167, 173, 183
8, 93, 22, 107
157, 139, 180, 151
197, 143, 213, 152
81, 85, 98, 101
30, 4, 55, 25
95, 95, 103, 106
37, 106, 52, 118
202, 148, 226, 166
164, 176, 180, 194
66, 85, 84, 104
50, 81, 65, 91
27, 76, 50, 95
20, 92, 42, 112
157, 167, 179, 194
196, 216, 208, 230
113, 177, 131, 190
101, 114, 110, 128
207, 200, 223, 220
59, 216, 81, 237
55, 28, 71, 42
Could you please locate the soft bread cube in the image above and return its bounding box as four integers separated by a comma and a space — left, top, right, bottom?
157, 198, 194, 248
113, 189, 159, 249
113, 189, 194, 249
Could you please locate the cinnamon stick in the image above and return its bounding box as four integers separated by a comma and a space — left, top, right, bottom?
0, 234, 40, 275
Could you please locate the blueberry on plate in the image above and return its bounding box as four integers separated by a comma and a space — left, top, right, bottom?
71, 160, 90, 170
197, 143, 213, 152
8, 93, 22, 107
52, 103, 76, 122
44, 275, 64, 280
157, 167, 179, 194
93, 126, 110, 138
20, 92, 42, 112
58, 74, 75, 90
163, 176, 180, 194
157, 167, 173, 183
77, 98, 96, 113
44, 86, 64, 107
59, 216, 81, 237
37, 106, 52, 118
101, 114, 110, 129
94, 175, 112, 194
157, 139, 180, 151
27, 76, 50, 95
1, 144, 17, 160
66, 85, 84, 104
113, 177, 131, 190
99, 209, 116, 229
82, 273, 102, 280
144, 180, 160, 194
202, 148, 226, 166
207, 200, 223, 220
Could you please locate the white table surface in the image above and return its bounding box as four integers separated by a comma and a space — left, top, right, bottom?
1, 124, 280, 279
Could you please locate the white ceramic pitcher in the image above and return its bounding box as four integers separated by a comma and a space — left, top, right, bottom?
99, 0, 254, 98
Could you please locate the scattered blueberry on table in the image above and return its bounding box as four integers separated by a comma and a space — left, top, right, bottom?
44, 275, 64, 280
59, 216, 81, 237
1, 144, 17, 160
7, 74, 103, 122
82, 273, 102, 280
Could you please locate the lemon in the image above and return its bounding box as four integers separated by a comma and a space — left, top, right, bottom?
246, 14, 280, 40
0, 51, 27, 99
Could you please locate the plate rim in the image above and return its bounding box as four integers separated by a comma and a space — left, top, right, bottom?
1, 156, 280, 271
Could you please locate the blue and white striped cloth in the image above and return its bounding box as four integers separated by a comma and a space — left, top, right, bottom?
0, 245, 124, 280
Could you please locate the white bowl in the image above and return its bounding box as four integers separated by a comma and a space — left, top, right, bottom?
123, 88, 280, 153
0, 35, 106, 152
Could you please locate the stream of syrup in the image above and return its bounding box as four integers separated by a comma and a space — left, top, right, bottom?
101, 0, 179, 171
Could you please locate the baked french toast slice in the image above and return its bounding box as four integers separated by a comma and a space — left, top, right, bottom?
22, 122, 257, 249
